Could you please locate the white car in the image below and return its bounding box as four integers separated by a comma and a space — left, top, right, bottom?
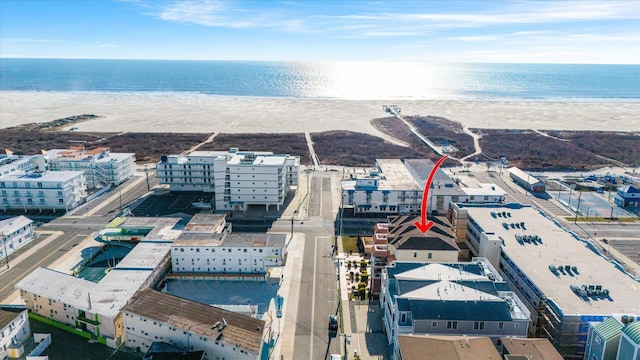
330, 355, 342, 360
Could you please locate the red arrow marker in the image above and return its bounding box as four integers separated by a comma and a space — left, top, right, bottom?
414, 155, 449, 233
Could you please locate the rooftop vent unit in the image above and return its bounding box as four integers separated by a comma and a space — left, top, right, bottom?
491, 212, 496, 218
549, 265, 559, 276
571, 284, 610, 299
520, 222, 526, 230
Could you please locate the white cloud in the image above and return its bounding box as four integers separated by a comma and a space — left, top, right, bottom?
143, 0, 639, 42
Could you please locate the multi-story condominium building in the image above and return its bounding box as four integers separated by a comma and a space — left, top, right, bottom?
370, 215, 460, 294
15, 217, 182, 349
0, 305, 31, 359
156, 148, 299, 211
449, 203, 640, 359
47, 147, 136, 189
0, 153, 44, 176
380, 259, 530, 359
123, 289, 266, 360
0, 216, 34, 260
342, 159, 505, 216
170, 214, 285, 274
0, 170, 86, 212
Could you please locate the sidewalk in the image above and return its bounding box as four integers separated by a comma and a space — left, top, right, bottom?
336, 238, 390, 360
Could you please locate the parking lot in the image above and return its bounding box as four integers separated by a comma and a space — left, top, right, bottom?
556, 190, 633, 218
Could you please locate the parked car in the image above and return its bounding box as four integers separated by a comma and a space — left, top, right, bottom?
328, 315, 338, 337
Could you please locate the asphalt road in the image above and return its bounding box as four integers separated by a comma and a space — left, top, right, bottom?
0, 173, 157, 303
290, 172, 341, 360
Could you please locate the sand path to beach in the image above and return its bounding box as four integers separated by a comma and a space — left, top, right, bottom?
1, 92, 639, 135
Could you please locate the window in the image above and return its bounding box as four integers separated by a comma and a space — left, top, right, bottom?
498, 322, 504, 330
595, 336, 602, 345
413, 252, 417, 258
428, 252, 432, 259
432, 321, 437, 327
446, 321, 457, 329
496, 339, 502, 346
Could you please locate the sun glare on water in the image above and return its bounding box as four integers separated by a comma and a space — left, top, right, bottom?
299, 62, 457, 100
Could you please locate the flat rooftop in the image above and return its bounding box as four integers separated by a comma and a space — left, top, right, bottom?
120, 217, 182, 240
0, 215, 32, 233
183, 213, 226, 233
376, 159, 420, 190
0, 305, 27, 329
460, 183, 507, 197
16, 239, 174, 319
464, 204, 640, 316
227, 153, 288, 166
16, 267, 97, 310
3, 170, 84, 182
508, 167, 543, 185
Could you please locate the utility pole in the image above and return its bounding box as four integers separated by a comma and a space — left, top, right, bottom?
574, 190, 583, 224
143, 165, 151, 192
341, 333, 351, 360
1, 232, 9, 269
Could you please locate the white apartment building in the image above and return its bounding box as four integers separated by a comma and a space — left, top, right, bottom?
171, 214, 285, 274
15, 217, 182, 349
342, 159, 505, 216
0, 170, 86, 212
47, 147, 136, 189
123, 289, 266, 359
449, 203, 640, 359
0, 216, 34, 260
0, 305, 31, 359
156, 148, 299, 211
0, 154, 44, 176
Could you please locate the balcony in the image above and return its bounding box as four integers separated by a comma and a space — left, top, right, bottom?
77, 313, 100, 326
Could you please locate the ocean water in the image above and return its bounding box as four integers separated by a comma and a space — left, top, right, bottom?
0, 58, 638, 101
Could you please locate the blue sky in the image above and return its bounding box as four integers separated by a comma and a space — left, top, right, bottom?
1, 0, 638, 63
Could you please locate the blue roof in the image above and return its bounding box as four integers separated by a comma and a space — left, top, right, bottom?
618, 185, 639, 196
397, 298, 411, 312
408, 299, 513, 321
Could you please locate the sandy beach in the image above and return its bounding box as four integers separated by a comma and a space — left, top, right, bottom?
1, 91, 639, 134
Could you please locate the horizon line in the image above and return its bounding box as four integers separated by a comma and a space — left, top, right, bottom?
1, 56, 639, 66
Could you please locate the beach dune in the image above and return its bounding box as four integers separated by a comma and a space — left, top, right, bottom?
1, 91, 639, 134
